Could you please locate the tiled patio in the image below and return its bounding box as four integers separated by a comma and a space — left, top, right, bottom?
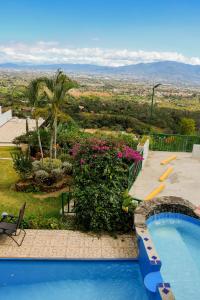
0, 230, 138, 259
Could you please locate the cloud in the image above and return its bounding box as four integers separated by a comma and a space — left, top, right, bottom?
0, 41, 200, 66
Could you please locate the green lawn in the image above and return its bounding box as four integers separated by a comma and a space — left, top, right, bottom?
0, 149, 61, 223
0, 146, 18, 158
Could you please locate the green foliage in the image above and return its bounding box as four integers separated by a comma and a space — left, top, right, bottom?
42, 158, 62, 172
11, 151, 32, 180
62, 161, 73, 175
59, 152, 73, 162
51, 168, 64, 181
72, 138, 141, 232
24, 216, 76, 230
13, 128, 51, 150
33, 158, 65, 184
77, 112, 151, 134
122, 190, 138, 213
34, 170, 49, 184
179, 118, 196, 135
139, 135, 150, 146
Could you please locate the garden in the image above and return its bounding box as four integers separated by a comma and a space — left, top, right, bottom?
0, 71, 143, 233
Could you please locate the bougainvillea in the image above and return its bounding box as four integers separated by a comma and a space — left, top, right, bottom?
71, 138, 142, 232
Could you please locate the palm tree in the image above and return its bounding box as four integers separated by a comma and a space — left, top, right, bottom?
13, 79, 46, 161
26, 79, 46, 161
41, 70, 78, 159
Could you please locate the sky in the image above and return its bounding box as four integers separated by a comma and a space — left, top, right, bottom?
0, 0, 200, 66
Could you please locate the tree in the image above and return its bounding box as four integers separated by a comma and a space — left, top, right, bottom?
41, 70, 78, 158
26, 79, 46, 160
179, 118, 196, 135
12, 79, 46, 161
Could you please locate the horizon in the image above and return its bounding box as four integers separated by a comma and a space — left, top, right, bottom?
0, 0, 200, 66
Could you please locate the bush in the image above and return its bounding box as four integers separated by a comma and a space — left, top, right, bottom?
72, 138, 142, 232
34, 170, 49, 184
50, 168, 64, 182
23, 216, 76, 230
179, 118, 196, 135
11, 151, 32, 180
32, 160, 41, 171
42, 158, 62, 172
62, 161, 73, 175
59, 153, 73, 162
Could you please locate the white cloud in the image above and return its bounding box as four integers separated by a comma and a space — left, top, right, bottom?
0, 41, 200, 66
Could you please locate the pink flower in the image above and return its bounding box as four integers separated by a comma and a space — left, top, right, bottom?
117, 152, 123, 158
80, 158, 85, 165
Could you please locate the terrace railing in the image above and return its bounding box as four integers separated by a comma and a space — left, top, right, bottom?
61, 190, 75, 216
128, 151, 143, 190
149, 133, 200, 152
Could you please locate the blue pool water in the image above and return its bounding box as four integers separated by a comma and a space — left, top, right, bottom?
147, 213, 200, 300
0, 259, 148, 300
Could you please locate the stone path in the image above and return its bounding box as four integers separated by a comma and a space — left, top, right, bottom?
0, 230, 137, 258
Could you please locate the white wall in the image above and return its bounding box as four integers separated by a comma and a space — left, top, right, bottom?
137, 139, 149, 168
0, 109, 12, 127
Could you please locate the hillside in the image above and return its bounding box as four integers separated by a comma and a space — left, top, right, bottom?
1, 61, 200, 86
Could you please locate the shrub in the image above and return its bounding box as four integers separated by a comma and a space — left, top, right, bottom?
179, 118, 196, 135
59, 153, 73, 162
34, 170, 49, 184
32, 160, 41, 171
50, 168, 64, 182
42, 158, 62, 172
62, 161, 73, 175
72, 138, 142, 232
23, 216, 76, 230
11, 151, 32, 180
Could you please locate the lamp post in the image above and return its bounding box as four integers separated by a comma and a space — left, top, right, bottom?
150, 83, 162, 122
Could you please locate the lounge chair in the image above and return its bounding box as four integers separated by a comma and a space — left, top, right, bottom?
0, 203, 26, 246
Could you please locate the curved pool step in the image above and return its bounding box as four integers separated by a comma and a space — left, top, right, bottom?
144, 271, 163, 293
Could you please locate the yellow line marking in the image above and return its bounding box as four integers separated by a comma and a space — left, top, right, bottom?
144, 184, 165, 201
161, 155, 177, 165
159, 167, 173, 182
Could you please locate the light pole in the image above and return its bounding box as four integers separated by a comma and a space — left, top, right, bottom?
149, 83, 162, 122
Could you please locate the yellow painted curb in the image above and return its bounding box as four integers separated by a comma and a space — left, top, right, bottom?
159, 167, 173, 182
161, 155, 177, 165
144, 184, 165, 201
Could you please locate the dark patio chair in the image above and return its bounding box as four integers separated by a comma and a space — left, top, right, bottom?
0, 203, 26, 246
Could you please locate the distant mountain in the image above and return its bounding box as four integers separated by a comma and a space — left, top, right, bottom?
1, 61, 200, 86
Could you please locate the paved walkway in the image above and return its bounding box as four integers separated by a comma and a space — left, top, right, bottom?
130, 151, 200, 207
0, 117, 43, 143
0, 230, 137, 258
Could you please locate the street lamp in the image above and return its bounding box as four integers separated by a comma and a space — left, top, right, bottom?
149, 83, 162, 122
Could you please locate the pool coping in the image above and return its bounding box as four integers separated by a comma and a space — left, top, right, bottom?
135, 196, 200, 300
133, 196, 200, 300
136, 226, 175, 300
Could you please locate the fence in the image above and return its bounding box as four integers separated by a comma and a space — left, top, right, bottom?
128, 152, 143, 190
149, 133, 200, 152
61, 190, 75, 216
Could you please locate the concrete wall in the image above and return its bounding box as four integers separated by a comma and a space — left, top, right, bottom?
137, 139, 150, 168
192, 144, 200, 158
0, 108, 12, 127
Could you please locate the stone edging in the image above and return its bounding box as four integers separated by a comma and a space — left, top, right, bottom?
134, 196, 199, 228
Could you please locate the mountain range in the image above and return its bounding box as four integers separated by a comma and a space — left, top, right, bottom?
1, 61, 200, 86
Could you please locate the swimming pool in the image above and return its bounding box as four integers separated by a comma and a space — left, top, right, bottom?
0, 259, 149, 300
147, 213, 200, 300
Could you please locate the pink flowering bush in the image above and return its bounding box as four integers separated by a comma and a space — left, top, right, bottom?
71, 138, 142, 232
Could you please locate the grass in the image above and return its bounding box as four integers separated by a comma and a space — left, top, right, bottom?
0, 146, 19, 158
0, 147, 61, 222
